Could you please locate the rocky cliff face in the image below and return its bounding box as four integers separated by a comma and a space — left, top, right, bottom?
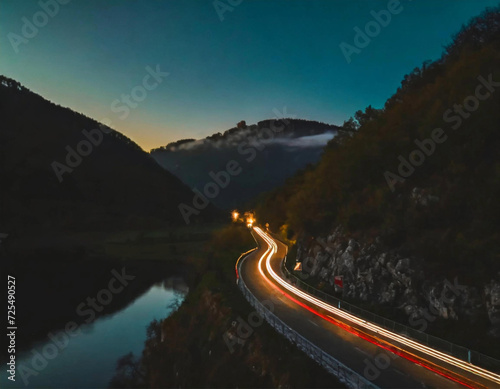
296, 225, 500, 336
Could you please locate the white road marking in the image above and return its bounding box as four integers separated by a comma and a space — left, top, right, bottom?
354, 346, 371, 357
308, 319, 320, 327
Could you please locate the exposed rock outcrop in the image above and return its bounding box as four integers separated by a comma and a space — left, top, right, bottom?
296, 225, 500, 335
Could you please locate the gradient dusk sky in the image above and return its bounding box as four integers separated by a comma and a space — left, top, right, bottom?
1, 0, 498, 151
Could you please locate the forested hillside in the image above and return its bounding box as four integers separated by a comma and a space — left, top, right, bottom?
257, 7, 500, 279
151, 119, 339, 209
0, 77, 216, 234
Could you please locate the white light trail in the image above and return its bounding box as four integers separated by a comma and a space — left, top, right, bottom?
253, 227, 500, 387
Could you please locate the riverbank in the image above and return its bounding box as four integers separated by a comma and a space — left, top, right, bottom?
1, 225, 218, 359
110, 224, 344, 388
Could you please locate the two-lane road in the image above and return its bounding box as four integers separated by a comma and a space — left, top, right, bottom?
238, 227, 500, 388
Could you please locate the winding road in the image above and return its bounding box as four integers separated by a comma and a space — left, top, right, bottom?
237, 226, 500, 388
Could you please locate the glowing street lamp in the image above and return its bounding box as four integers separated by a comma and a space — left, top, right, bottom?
232, 210, 239, 221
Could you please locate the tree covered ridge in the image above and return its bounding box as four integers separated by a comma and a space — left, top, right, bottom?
0, 75, 143, 152
150, 118, 339, 153
256, 6, 500, 279
0, 75, 213, 233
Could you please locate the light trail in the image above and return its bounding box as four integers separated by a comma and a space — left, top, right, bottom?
252, 226, 500, 388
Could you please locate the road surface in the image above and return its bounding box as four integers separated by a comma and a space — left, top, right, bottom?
238, 227, 500, 388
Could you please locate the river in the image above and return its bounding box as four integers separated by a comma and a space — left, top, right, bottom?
1, 279, 186, 388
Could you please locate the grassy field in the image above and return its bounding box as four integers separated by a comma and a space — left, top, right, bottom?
6, 222, 226, 262
103, 223, 224, 261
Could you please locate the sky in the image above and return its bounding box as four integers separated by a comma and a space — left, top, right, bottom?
1, 0, 499, 151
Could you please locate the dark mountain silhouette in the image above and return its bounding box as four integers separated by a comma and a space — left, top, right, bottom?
151, 119, 340, 209
0, 76, 217, 234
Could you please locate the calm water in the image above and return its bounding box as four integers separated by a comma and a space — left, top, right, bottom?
2, 280, 186, 388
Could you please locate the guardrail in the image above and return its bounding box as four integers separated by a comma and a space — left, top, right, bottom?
235, 247, 258, 280
273, 234, 500, 375
236, 249, 379, 389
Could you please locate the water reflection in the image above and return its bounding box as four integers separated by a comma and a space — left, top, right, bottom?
1, 280, 186, 389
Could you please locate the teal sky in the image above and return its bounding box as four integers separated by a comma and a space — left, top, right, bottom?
1, 0, 498, 150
